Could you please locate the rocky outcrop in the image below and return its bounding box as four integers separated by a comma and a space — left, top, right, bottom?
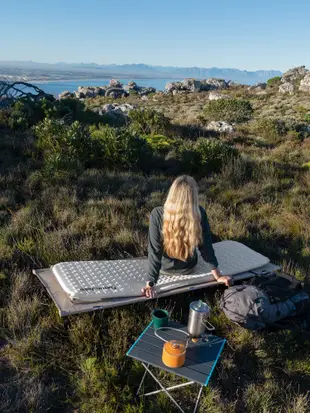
105, 87, 129, 98
200, 78, 228, 91
181, 78, 201, 92
281, 66, 308, 83
164, 77, 228, 94
278, 66, 309, 94
75, 86, 107, 99
299, 73, 310, 92
59, 91, 75, 99
279, 82, 295, 94
205, 121, 234, 133
109, 79, 123, 88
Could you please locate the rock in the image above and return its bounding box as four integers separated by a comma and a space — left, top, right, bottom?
201, 78, 228, 91
128, 81, 138, 90
299, 73, 310, 92
205, 121, 235, 133
141, 95, 148, 101
139, 86, 156, 96
208, 91, 230, 101
105, 87, 129, 98
59, 91, 75, 99
181, 78, 201, 92
248, 82, 267, 91
74, 86, 106, 99
93, 103, 136, 118
279, 82, 294, 94
109, 79, 123, 88
282, 66, 308, 83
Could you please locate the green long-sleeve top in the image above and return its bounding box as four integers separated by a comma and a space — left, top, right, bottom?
147, 206, 218, 284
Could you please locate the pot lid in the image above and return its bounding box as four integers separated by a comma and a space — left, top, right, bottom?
164, 340, 186, 356
190, 300, 210, 313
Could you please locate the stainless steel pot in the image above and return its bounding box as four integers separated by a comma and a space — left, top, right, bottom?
187, 300, 215, 337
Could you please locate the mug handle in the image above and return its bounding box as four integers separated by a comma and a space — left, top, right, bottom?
202, 319, 215, 331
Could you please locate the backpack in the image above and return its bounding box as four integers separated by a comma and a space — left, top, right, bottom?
220, 273, 310, 331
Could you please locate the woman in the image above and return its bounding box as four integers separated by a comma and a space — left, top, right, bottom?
142, 175, 232, 298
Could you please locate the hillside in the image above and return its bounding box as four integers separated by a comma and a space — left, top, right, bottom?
0, 67, 310, 413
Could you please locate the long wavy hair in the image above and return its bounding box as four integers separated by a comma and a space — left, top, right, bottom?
163, 175, 202, 261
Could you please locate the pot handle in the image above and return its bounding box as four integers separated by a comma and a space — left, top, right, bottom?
154, 327, 190, 343
202, 319, 215, 331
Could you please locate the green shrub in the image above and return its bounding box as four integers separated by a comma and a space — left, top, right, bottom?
90, 124, 153, 170
178, 138, 238, 174
7, 98, 55, 129
267, 76, 282, 88
304, 113, 310, 123
203, 99, 253, 123
251, 118, 284, 142
128, 108, 170, 135
142, 134, 174, 152
34, 119, 93, 172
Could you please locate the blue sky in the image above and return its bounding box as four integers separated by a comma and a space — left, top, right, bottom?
1, 0, 309, 71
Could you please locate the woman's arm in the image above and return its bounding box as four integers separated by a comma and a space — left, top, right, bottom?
198, 207, 219, 269
147, 208, 163, 285
199, 207, 232, 287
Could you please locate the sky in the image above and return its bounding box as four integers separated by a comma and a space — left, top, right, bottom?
0, 0, 309, 71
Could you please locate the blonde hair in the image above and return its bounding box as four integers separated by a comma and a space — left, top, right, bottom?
163, 175, 202, 261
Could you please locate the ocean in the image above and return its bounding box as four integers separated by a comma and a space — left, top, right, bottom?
33, 78, 181, 96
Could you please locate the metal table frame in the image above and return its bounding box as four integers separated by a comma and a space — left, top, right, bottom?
127, 321, 226, 413
136, 363, 204, 413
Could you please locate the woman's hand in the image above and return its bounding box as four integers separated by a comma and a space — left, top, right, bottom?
211, 268, 233, 287
216, 275, 233, 287
141, 281, 156, 298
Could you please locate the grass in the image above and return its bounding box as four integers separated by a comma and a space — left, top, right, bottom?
1, 86, 310, 412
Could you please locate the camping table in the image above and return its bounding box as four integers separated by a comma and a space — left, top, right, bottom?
126, 320, 226, 413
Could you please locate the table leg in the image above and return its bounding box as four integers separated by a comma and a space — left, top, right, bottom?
193, 385, 203, 413
136, 364, 149, 395
144, 381, 195, 396
142, 363, 186, 413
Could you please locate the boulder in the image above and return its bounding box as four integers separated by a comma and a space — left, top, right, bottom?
201, 78, 228, 91
128, 81, 138, 90
299, 73, 310, 92
279, 82, 294, 94
139, 86, 156, 96
181, 78, 201, 92
105, 87, 129, 98
205, 121, 235, 133
92, 103, 136, 120
74, 86, 106, 99
59, 91, 75, 99
282, 66, 308, 83
109, 79, 123, 88
208, 91, 230, 101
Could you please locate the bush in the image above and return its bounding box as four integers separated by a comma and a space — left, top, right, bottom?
178, 138, 238, 174
203, 99, 253, 123
251, 118, 285, 142
267, 76, 282, 88
34, 119, 93, 172
252, 118, 309, 143
6, 98, 55, 129
90, 124, 153, 171
142, 134, 174, 153
128, 108, 170, 135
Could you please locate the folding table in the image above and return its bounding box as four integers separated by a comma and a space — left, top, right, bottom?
126, 320, 226, 413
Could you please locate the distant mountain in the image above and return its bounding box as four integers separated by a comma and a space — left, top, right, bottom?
0, 60, 282, 84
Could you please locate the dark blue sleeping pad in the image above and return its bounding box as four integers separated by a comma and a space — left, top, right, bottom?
220, 273, 310, 331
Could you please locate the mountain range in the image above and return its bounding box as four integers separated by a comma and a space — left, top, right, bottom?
0, 60, 282, 84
